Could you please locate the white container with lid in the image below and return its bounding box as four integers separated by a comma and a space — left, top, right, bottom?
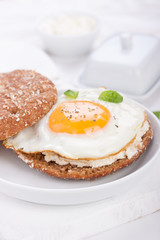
79, 33, 160, 95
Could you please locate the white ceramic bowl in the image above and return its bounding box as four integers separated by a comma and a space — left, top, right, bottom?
37, 13, 99, 57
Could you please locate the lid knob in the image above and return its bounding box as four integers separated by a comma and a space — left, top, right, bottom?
120, 33, 132, 51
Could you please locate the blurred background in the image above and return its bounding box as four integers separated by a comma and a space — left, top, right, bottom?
1, 0, 160, 45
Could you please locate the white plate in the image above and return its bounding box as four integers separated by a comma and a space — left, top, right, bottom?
0, 107, 159, 205
0, 41, 59, 81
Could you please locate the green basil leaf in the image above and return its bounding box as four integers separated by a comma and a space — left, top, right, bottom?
64, 90, 79, 99
99, 90, 123, 103
153, 111, 160, 119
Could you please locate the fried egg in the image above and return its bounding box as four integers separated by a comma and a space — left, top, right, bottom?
6, 88, 146, 160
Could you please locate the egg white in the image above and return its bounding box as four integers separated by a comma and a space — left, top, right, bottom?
6, 88, 145, 159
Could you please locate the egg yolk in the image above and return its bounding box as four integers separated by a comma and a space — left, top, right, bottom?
49, 101, 111, 134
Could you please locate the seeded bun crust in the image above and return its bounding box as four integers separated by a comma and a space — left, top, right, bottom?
0, 70, 57, 140
11, 122, 153, 180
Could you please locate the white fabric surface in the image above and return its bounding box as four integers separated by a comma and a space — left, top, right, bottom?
0, 158, 159, 240
0, 0, 160, 239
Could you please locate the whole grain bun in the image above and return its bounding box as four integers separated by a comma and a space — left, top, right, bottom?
0, 70, 57, 140
13, 121, 153, 180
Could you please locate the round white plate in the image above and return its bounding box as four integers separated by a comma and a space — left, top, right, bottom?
0, 40, 59, 82
0, 107, 159, 205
